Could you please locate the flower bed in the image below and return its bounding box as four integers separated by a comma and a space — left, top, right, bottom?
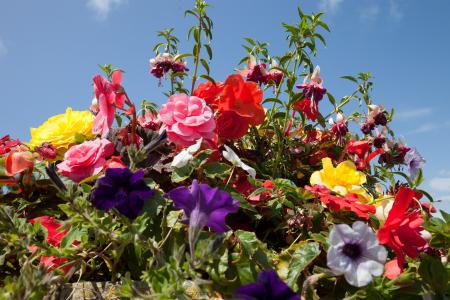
0, 1, 449, 299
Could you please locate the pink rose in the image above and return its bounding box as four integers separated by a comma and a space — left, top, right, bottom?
158, 94, 216, 147
57, 138, 114, 182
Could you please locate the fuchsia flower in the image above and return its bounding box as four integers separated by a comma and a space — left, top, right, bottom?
138, 109, 160, 130
57, 138, 114, 182
149, 53, 188, 78
237, 55, 283, 86
295, 66, 326, 121
92, 70, 125, 138
0, 135, 20, 156
158, 93, 216, 147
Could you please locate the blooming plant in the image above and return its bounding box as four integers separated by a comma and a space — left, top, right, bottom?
0, 1, 449, 299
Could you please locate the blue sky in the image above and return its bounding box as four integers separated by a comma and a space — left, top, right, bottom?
1, 0, 449, 211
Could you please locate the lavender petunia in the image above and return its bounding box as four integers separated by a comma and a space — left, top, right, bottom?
404, 148, 425, 180
327, 221, 387, 287
165, 180, 239, 233
235, 270, 300, 300
90, 168, 154, 219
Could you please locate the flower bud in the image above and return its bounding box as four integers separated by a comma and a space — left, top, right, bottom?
35, 142, 58, 160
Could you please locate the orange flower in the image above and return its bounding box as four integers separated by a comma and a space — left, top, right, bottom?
193, 81, 223, 109
218, 74, 264, 125
5, 149, 34, 176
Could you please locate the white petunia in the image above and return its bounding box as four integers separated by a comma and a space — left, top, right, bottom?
222, 145, 256, 179
171, 138, 203, 168
327, 221, 387, 287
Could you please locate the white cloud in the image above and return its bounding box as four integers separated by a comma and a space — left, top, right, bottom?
406, 121, 450, 134
396, 107, 432, 119
429, 177, 450, 192
0, 38, 7, 57
360, 1, 380, 21
389, 0, 403, 21
438, 169, 450, 176
318, 0, 344, 14
86, 0, 126, 20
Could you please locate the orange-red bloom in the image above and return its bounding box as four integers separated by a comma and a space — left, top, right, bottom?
378, 187, 427, 278
5, 150, 34, 176
193, 81, 223, 109
306, 185, 375, 220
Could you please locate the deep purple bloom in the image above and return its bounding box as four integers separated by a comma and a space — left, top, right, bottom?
90, 168, 154, 219
404, 148, 425, 179
235, 270, 300, 300
165, 180, 239, 233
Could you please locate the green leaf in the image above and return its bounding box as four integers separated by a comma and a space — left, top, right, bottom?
171, 165, 194, 183
199, 74, 216, 84
204, 163, 232, 179
340, 75, 358, 83
61, 227, 86, 248
286, 242, 321, 288
200, 58, 210, 74
418, 254, 449, 292
204, 44, 213, 60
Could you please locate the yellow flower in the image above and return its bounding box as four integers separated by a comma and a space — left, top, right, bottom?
29, 107, 95, 156
310, 157, 372, 203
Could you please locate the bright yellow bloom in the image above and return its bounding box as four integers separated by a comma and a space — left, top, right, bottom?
29, 107, 95, 156
310, 157, 372, 203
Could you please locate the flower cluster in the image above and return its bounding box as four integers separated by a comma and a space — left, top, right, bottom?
149, 53, 188, 78
0, 2, 447, 299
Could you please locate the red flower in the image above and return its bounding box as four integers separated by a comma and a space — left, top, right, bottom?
306, 185, 376, 220
29, 216, 77, 273
295, 98, 319, 121
193, 81, 224, 109
217, 111, 251, 140
0, 135, 20, 156
214, 74, 264, 140
347, 140, 371, 159
378, 187, 427, 278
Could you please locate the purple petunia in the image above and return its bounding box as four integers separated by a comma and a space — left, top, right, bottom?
404, 148, 425, 180
90, 168, 154, 219
235, 270, 300, 300
165, 180, 239, 233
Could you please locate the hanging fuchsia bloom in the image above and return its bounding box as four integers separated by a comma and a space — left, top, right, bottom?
238, 55, 283, 86
149, 53, 188, 78
295, 66, 326, 121
329, 113, 348, 145
92, 70, 125, 138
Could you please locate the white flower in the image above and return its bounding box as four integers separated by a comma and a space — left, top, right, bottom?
327, 221, 387, 287
171, 138, 203, 168
222, 145, 256, 179
375, 199, 394, 223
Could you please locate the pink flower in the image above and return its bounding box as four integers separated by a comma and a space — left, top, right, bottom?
138, 109, 160, 130
158, 94, 216, 147
57, 138, 114, 182
103, 156, 127, 169
92, 70, 125, 138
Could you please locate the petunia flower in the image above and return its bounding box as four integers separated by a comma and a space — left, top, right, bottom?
90, 168, 154, 219
327, 221, 387, 287
171, 138, 203, 168
165, 180, 239, 257
235, 269, 300, 300
222, 145, 256, 179
403, 147, 425, 180
377, 187, 427, 278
